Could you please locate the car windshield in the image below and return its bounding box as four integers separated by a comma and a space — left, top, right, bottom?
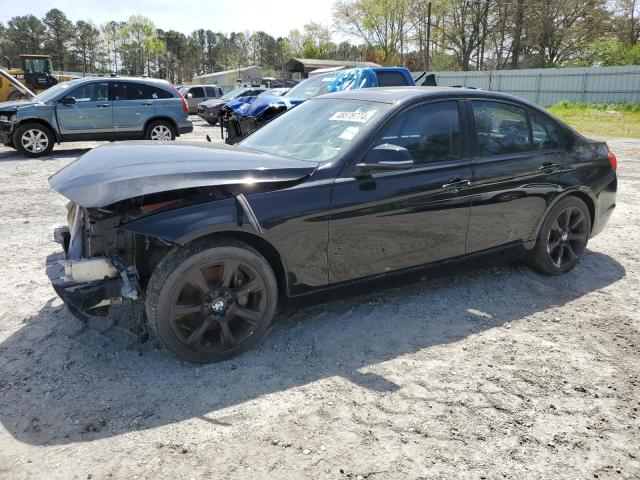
260, 88, 288, 97
219, 88, 247, 101
240, 98, 388, 163
285, 73, 336, 100
32, 81, 75, 103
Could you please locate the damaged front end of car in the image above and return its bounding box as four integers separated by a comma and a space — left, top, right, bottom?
0, 108, 17, 146
46, 194, 181, 320
46, 141, 316, 328
220, 95, 300, 145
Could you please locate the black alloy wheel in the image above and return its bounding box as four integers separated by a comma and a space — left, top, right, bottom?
146, 239, 278, 363
529, 196, 591, 275
546, 206, 589, 269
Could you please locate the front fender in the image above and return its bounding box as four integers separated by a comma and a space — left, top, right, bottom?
119, 196, 261, 245
16, 104, 59, 140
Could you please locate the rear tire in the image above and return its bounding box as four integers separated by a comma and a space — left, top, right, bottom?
13, 122, 55, 157
145, 120, 176, 141
528, 196, 591, 275
145, 238, 278, 363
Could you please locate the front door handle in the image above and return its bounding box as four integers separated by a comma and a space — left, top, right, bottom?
538, 162, 560, 171
442, 178, 471, 191
96, 103, 110, 108
142, 101, 153, 106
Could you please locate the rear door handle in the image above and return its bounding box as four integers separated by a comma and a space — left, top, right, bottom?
142, 101, 153, 106
442, 178, 471, 191
538, 162, 560, 171
97, 103, 110, 108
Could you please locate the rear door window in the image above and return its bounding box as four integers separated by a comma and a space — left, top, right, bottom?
530, 110, 562, 150
205, 86, 217, 97
471, 100, 532, 156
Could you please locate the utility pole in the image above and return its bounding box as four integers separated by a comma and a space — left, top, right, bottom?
511, 0, 524, 69
426, 1, 432, 71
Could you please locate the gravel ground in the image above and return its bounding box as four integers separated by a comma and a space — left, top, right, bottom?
0, 119, 638, 479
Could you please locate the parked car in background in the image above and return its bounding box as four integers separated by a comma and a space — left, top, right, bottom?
259, 87, 290, 97
46, 87, 617, 363
196, 87, 266, 125
0, 76, 193, 157
221, 67, 415, 144
181, 84, 223, 113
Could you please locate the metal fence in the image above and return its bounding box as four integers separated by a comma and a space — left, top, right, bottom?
414, 66, 640, 106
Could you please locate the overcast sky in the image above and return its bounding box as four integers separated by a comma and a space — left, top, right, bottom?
2, 0, 339, 39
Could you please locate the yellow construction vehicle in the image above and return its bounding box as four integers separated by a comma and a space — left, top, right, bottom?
0, 54, 68, 102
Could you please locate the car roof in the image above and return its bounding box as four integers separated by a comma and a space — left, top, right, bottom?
64, 76, 171, 87
317, 86, 537, 107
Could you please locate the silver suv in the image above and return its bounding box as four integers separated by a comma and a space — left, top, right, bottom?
180, 85, 223, 113
0, 77, 193, 157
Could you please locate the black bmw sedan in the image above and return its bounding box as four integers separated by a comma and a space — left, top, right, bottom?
47, 87, 617, 363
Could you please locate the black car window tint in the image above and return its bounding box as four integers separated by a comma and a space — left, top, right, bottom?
472, 101, 532, 156
376, 71, 407, 87
110, 83, 126, 101
376, 101, 462, 165
124, 83, 154, 100
189, 87, 205, 98
530, 110, 561, 150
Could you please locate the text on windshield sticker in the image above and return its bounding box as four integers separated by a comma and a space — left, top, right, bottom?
329, 111, 375, 123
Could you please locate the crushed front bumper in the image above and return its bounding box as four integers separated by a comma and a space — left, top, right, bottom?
46, 226, 139, 317
0, 120, 12, 146
46, 252, 126, 314
223, 116, 260, 145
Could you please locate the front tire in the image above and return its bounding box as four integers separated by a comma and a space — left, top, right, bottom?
145, 238, 278, 363
13, 123, 55, 157
145, 120, 176, 141
529, 196, 591, 275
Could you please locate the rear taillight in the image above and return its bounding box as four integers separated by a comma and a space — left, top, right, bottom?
172, 85, 188, 113
608, 150, 618, 171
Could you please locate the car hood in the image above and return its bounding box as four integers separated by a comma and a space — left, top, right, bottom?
48, 141, 317, 208
0, 100, 40, 112
226, 95, 304, 118
199, 99, 226, 108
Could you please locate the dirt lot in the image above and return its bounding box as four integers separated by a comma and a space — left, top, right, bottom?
0, 118, 638, 479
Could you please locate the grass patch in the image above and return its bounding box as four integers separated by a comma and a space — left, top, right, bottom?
546, 101, 640, 139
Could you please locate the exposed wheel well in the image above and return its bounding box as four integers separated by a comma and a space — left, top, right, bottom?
14, 119, 58, 142
567, 191, 595, 233
185, 231, 289, 307
144, 117, 178, 135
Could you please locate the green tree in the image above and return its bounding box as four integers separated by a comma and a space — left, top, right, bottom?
119, 16, 158, 76
73, 20, 103, 74
5, 15, 46, 63
43, 9, 74, 70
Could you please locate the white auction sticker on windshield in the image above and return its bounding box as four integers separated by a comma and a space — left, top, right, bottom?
329, 111, 375, 123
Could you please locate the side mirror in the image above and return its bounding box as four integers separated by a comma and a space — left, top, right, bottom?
59, 97, 76, 105
187, 93, 193, 99
356, 144, 413, 176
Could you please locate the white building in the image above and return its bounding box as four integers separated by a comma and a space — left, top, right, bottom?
192, 66, 263, 93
